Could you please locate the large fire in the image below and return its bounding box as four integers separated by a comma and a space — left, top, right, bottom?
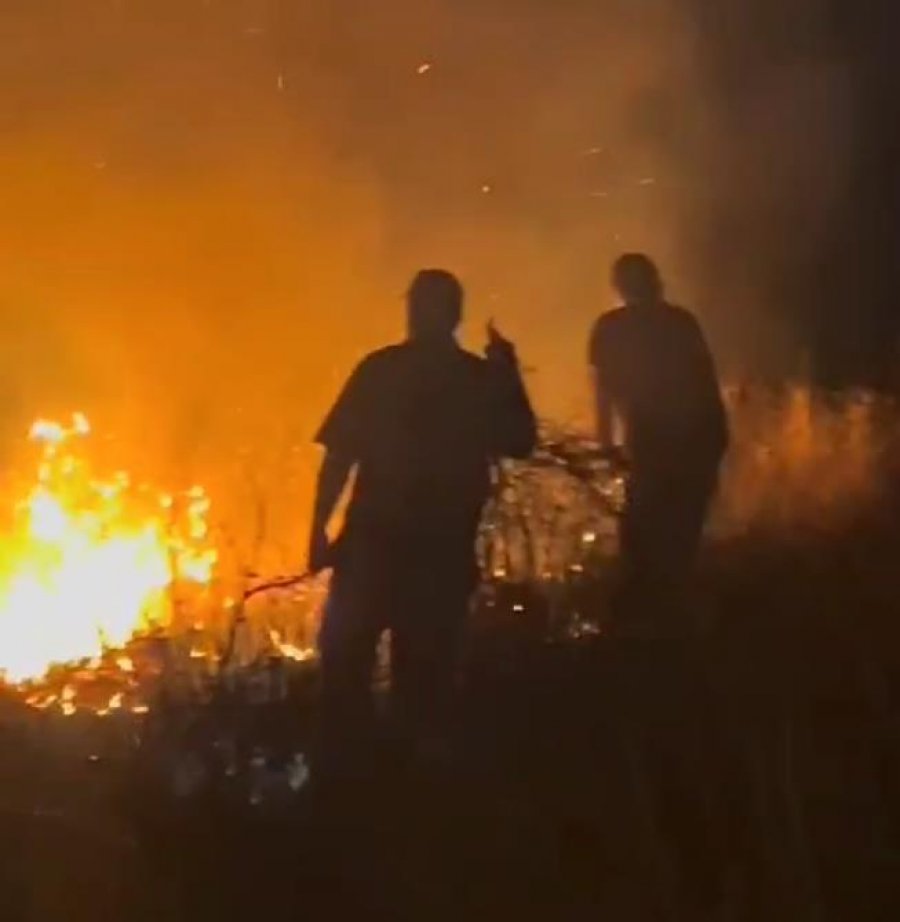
0, 414, 217, 684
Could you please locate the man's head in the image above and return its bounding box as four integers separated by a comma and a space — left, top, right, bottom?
407, 269, 463, 342
612, 253, 663, 306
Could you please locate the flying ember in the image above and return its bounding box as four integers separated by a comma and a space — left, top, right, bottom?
0, 414, 217, 683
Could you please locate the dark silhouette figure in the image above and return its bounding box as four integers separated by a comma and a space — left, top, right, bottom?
591, 256, 732, 915
309, 269, 536, 773
590, 254, 728, 629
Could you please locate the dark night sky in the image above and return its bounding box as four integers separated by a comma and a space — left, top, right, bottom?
690, 1, 900, 386
817, 2, 900, 387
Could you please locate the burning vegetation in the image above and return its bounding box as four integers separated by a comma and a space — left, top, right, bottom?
0, 414, 217, 687
0, 388, 893, 698
0, 385, 893, 730
0, 414, 314, 728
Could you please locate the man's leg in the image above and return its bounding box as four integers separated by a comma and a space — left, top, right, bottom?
625, 467, 726, 908
616, 465, 718, 636
390, 565, 473, 755
316, 566, 383, 783
615, 473, 670, 633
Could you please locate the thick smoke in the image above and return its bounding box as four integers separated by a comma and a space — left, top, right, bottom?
0, 1, 855, 539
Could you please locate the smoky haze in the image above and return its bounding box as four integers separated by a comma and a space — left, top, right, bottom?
0, 0, 855, 534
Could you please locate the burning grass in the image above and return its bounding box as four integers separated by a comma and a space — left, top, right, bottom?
717, 384, 896, 534
0, 414, 217, 683
0, 389, 898, 920
0, 390, 895, 918
0, 386, 896, 715
0, 414, 319, 718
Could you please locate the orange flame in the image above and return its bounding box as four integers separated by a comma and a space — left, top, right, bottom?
0, 414, 217, 683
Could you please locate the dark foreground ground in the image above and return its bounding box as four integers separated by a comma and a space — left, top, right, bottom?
1, 523, 900, 922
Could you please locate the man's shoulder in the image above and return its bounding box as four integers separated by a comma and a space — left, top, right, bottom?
661, 305, 708, 348
595, 304, 699, 336
454, 345, 489, 369
593, 306, 628, 330
352, 343, 408, 377
665, 303, 700, 327
360, 343, 406, 364
356, 343, 488, 384
361, 342, 485, 363
590, 308, 629, 358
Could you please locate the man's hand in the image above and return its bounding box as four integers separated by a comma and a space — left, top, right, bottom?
307, 526, 334, 574
485, 320, 518, 366
598, 444, 630, 474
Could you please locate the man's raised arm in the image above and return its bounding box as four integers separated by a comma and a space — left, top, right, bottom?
485, 322, 537, 459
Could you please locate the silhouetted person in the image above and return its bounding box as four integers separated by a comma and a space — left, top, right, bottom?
591, 255, 731, 915
309, 269, 536, 775
590, 254, 728, 630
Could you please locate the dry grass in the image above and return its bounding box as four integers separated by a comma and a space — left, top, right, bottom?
716, 385, 898, 536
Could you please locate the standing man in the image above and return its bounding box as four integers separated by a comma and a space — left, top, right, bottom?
591, 255, 731, 913
590, 254, 728, 631
309, 269, 536, 772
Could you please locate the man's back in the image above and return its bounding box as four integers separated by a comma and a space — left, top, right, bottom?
590, 303, 727, 468
317, 341, 513, 542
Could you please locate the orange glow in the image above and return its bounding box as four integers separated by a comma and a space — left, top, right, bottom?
0, 415, 217, 683
269, 629, 315, 663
